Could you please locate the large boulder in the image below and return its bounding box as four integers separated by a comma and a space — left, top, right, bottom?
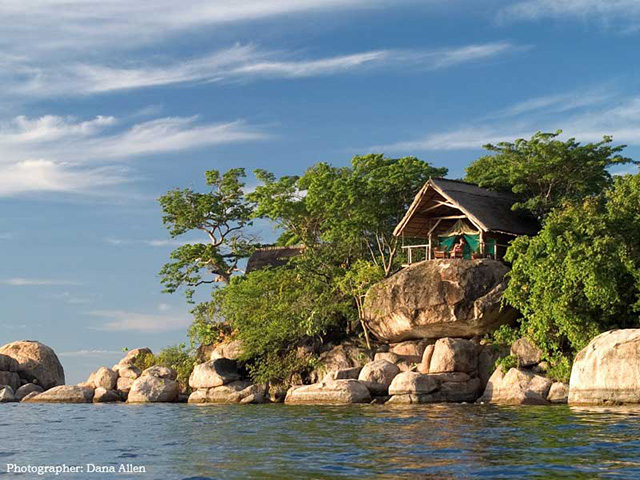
188, 381, 267, 404
387, 371, 482, 404
93, 367, 118, 390
285, 379, 371, 405
0, 354, 18, 372
0, 371, 21, 392
142, 365, 177, 381
364, 259, 517, 342
0, 341, 65, 389
118, 347, 152, 366
429, 338, 477, 374
0, 386, 16, 403
358, 360, 400, 395
15, 383, 43, 401
94, 387, 122, 403
548, 382, 569, 404
388, 372, 439, 396
511, 338, 542, 368
569, 329, 640, 405
25, 386, 93, 403
479, 367, 552, 405
308, 343, 368, 383
189, 359, 241, 390
127, 375, 179, 403
210, 340, 244, 361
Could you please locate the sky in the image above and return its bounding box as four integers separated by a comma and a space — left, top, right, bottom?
1, 0, 640, 384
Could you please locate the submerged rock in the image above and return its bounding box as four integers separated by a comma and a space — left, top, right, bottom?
0, 341, 65, 389
569, 329, 640, 405
364, 259, 517, 342
285, 379, 371, 405
25, 386, 94, 403
479, 368, 551, 405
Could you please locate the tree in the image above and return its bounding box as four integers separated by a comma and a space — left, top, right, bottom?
501, 173, 640, 380
158, 169, 256, 301
250, 154, 447, 276
465, 131, 635, 220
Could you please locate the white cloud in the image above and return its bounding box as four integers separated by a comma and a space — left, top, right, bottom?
44, 291, 96, 305
158, 303, 171, 312
4, 42, 524, 98
374, 87, 640, 152
104, 237, 203, 247
0, 115, 268, 197
59, 349, 122, 358
89, 310, 190, 333
498, 0, 640, 27
0, 278, 82, 286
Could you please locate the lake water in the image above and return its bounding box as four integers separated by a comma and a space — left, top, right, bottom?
2, 403, 640, 479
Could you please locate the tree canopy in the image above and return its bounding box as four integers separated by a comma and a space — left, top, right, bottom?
465, 131, 635, 220
500, 173, 640, 380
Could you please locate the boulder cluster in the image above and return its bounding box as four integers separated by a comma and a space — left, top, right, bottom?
0, 341, 64, 403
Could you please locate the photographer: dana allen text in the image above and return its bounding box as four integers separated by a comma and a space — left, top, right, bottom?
6, 464, 146, 475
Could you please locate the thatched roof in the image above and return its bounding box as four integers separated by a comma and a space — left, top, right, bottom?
394, 178, 539, 238
245, 246, 303, 274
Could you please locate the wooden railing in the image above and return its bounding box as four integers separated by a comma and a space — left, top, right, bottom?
401, 243, 510, 266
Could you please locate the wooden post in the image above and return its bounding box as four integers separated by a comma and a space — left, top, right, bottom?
479, 230, 485, 257
408, 247, 412, 265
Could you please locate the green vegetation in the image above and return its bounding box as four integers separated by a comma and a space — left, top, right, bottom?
156, 133, 639, 385
133, 344, 196, 392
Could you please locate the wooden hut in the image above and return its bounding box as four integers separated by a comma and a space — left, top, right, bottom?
393, 178, 538, 264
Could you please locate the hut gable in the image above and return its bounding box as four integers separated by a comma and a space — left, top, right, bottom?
394, 178, 538, 238
245, 246, 303, 274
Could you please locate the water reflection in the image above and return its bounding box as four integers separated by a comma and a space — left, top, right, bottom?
5, 403, 640, 479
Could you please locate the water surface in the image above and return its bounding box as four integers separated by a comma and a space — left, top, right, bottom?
2, 403, 640, 479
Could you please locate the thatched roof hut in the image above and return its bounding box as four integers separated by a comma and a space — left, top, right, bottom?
245, 246, 303, 274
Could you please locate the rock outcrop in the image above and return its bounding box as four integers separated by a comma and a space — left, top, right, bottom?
189, 358, 241, 390
0, 386, 16, 402
127, 375, 180, 403
0, 341, 65, 389
479, 367, 552, 405
308, 343, 368, 383
387, 370, 482, 404
25, 385, 94, 403
358, 360, 400, 396
94, 387, 122, 403
15, 383, 43, 401
569, 329, 640, 405
364, 259, 517, 342
285, 379, 371, 405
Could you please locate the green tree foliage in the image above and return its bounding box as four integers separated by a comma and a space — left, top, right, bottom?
213, 266, 352, 384
250, 154, 447, 276
133, 344, 197, 392
502, 174, 640, 381
465, 131, 634, 220
159, 169, 256, 301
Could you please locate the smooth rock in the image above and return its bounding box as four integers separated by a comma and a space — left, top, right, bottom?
429, 338, 477, 374
118, 347, 153, 366
142, 365, 177, 381
0, 371, 21, 392
358, 360, 401, 395
0, 386, 16, 402
93, 387, 122, 403
479, 368, 551, 405
569, 329, 640, 405
548, 382, 569, 404
418, 344, 435, 374
323, 367, 362, 382
116, 377, 134, 395
388, 372, 439, 395
77, 371, 96, 389
308, 343, 368, 383
389, 340, 429, 363
0, 341, 65, 389
127, 375, 179, 403
117, 365, 141, 379
21, 391, 40, 402
373, 352, 413, 372
189, 358, 240, 390
285, 379, 371, 405
15, 383, 43, 401
0, 354, 18, 372
511, 338, 542, 368
93, 367, 118, 390
210, 340, 244, 361
364, 259, 518, 342
25, 386, 94, 403
477, 344, 503, 389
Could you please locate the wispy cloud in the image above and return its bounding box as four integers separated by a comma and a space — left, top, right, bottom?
3, 42, 524, 99
89, 310, 190, 333
498, 0, 640, 29
44, 291, 98, 305
0, 278, 82, 286
59, 349, 122, 358
0, 115, 268, 197
104, 237, 202, 247
374, 86, 640, 152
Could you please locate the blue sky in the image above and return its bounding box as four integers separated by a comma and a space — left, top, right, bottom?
1, 0, 639, 384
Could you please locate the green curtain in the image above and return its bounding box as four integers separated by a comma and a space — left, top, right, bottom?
439, 234, 480, 259
486, 238, 497, 257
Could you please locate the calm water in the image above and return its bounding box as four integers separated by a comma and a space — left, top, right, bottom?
2, 403, 640, 479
